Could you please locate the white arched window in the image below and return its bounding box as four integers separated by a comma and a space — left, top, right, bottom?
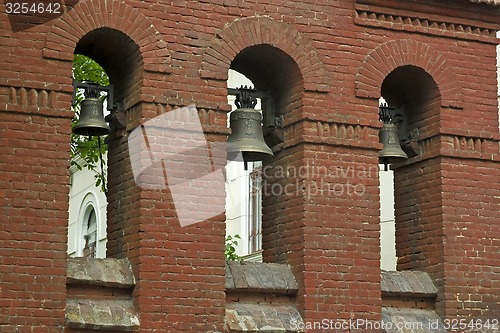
82, 206, 97, 258
71, 192, 106, 258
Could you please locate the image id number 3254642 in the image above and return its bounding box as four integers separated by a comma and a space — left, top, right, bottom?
442, 318, 499, 331
5, 2, 62, 14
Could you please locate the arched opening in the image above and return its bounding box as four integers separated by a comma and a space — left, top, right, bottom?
227, 44, 304, 264
232, 45, 304, 123
380, 65, 442, 271
75, 27, 143, 106
225, 70, 265, 261
69, 28, 143, 259
382, 65, 441, 138
68, 53, 110, 259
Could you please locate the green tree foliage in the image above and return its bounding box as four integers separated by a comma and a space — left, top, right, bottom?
225, 234, 242, 261
71, 54, 110, 193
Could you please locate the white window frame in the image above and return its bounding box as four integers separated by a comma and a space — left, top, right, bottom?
248, 165, 263, 255
75, 193, 101, 257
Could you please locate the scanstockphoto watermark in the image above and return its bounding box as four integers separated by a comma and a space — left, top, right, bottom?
259, 161, 378, 199
291, 318, 499, 332
290, 318, 431, 331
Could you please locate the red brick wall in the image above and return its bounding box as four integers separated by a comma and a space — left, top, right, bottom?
353, 0, 500, 320
440, 158, 500, 318
1, 0, 499, 331
0, 93, 72, 331
394, 159, 445, 273
1, 9, 74, 329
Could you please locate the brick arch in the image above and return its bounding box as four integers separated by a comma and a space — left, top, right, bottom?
42, 0, 170, 74
355, 39, 463, 109
201, 16, 329, 93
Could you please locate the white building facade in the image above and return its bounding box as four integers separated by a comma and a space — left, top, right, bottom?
68, 155, 107, 258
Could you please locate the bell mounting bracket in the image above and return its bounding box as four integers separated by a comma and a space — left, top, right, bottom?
379, 103, 399, 124
72, 80, 114, 111
227, 86, 283, 131
232, 85, 258, 109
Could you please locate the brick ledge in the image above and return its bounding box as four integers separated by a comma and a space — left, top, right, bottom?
66, 299, 140, 331
67, 258, 136, 288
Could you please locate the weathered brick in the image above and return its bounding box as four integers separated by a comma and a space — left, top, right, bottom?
1, 0, 500, 332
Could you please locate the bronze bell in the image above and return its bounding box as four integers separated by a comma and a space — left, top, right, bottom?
379, 122, 408, 171
227, 108, 273, 162
73, 97, 111, 137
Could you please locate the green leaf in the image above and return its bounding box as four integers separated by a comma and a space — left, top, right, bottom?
224, 234, 242, 261
73, 54, 110, 86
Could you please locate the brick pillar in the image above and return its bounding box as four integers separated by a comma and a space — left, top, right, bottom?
106, 103, 227, 332
394, 144, 500, 319
0, 86, 72, 332
262, 114, 383, 326
394, 159, 444, 273
440, 156, 500, 318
